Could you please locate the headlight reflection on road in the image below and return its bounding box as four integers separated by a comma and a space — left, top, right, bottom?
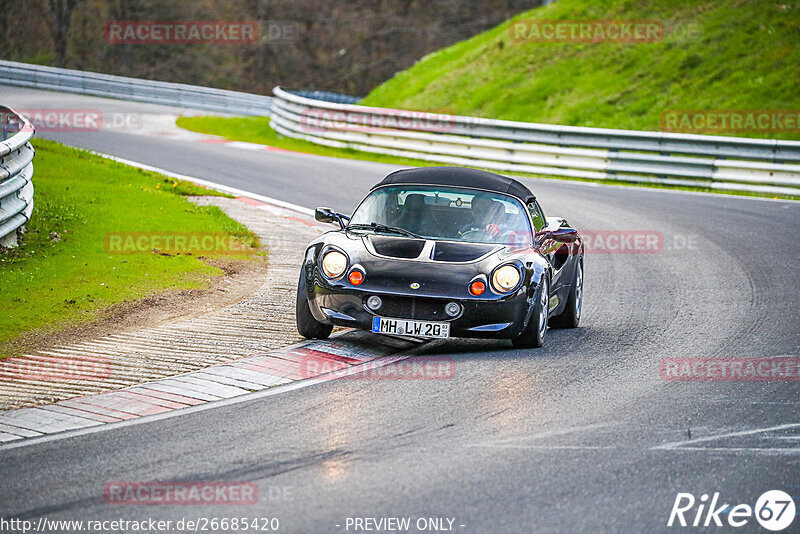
317, 388, 359, 482
484, 373, 537, 432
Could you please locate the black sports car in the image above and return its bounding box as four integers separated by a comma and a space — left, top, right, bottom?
296, 167, 583, 348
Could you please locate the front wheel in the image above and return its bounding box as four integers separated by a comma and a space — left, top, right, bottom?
296, 270, 333, 339
549, 259, 583, 329
512, 276, 549, 349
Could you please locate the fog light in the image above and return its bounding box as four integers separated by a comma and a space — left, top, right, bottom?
445, 302, 461, 317
366, 295, 383, 311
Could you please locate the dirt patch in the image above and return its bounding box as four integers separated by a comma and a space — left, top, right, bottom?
0, 256, 270, 358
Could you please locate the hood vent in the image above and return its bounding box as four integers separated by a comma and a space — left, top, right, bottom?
368, 235, 426, 259
432, 241, 496, 262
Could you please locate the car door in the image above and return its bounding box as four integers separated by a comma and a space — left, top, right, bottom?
530, 201, 577, 293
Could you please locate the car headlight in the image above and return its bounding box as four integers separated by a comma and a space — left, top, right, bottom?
492, 265, 521, 293
321, 250, 348, 278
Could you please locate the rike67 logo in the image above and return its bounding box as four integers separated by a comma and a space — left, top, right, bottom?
668, 490, 796, 531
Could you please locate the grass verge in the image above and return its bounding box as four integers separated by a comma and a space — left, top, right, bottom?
362, 0, 800, 142
0, 140, 262, 357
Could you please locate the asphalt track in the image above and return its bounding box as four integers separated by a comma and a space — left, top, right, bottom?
1, 87, 800, 533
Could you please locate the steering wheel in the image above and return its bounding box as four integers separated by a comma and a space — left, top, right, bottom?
459, 227, 493, 242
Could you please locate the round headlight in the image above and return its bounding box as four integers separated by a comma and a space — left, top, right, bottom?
321, 250, 347, 278
492, 265, 521, 293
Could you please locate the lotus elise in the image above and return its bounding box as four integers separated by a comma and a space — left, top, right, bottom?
296, 167, 583, 348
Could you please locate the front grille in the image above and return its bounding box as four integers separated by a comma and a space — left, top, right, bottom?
371, 296, 449, 321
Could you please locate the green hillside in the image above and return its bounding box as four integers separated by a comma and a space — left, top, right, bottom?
362, 0, 800, 140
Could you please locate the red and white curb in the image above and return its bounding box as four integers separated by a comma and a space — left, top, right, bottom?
0, 155, 427, 446
0, 331, 423, 445
197, 137, 309, 156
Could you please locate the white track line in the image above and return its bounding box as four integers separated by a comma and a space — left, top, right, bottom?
658, 447, 800, 454
466, 423, 616, 448
652, 422, 800, 451
91, 151, 315, 216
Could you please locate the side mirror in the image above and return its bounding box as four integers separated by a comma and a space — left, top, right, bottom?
315, 207, 337, 224
552, 227, 578, 241
315, 207, 348, 228
536, 227, 577, 244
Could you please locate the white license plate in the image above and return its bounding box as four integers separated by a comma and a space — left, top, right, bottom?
372, 317, 450, 338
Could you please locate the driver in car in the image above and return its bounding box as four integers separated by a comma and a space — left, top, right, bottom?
460, 194, 507, 240
458, 194, 530, 247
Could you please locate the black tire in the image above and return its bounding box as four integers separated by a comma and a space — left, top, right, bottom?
296, 270, 333, 339
512, 276, 549, 349
549, 258, 583, 329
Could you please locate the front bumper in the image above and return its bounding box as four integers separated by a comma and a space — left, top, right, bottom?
307, 284, 532, 339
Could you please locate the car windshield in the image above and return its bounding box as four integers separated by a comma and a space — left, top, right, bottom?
348, 185, 532, 245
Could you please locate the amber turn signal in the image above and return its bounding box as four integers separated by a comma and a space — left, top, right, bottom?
469, 280, 486, 296
348, 270, 364, 285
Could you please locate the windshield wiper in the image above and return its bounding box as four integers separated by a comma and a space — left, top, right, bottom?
347, 222, 423, 239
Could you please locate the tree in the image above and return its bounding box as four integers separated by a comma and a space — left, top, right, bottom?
45, 0, 83, 67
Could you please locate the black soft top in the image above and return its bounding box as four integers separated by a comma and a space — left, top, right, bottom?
373, 167, 536, 203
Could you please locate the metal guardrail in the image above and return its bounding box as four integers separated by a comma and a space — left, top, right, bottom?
0, 107, 35, 248
0, 60, 273, 116
289, 90, 360, 105
271, 86, 800, 196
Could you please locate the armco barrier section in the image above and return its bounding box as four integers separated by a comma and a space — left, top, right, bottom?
0, 107, 34, 247
271, 86, 800, 196
0, 60, 273, 116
